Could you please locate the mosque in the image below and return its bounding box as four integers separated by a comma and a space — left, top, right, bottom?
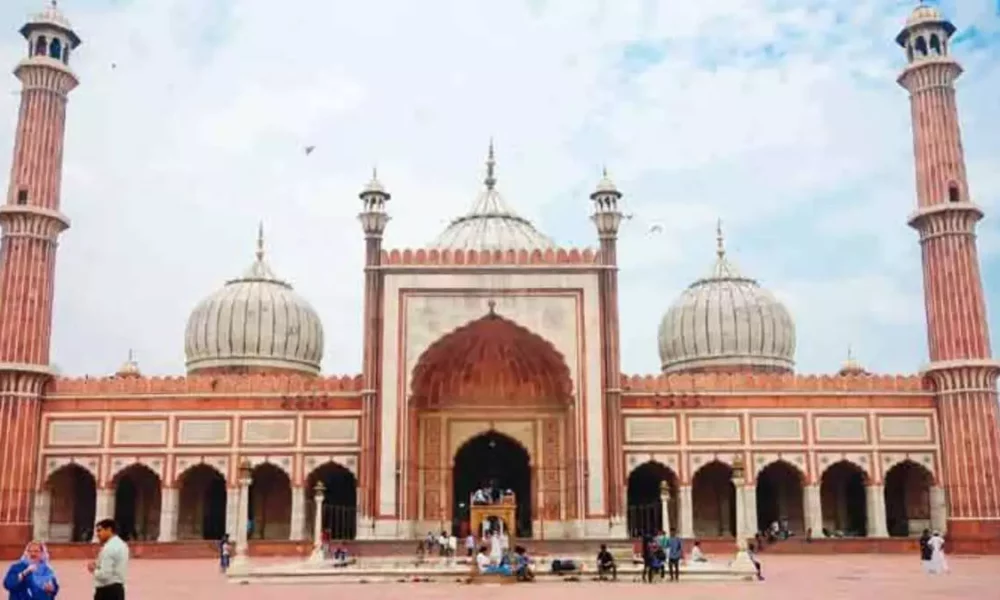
1, 3, 999, 556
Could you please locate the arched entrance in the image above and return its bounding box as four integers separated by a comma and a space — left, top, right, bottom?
626, 461, 679, 537
692, 461, 736, 537
176, 464, 227, 540
112, 464, 161, 541
248, 463, 292, 540
820, 461, 868, 536
884, 460, 933, 537
408, 309, 575, 538
305, 462, 357, 540
45, 464, 97, 542
453, 431, 532, 536
755, 461, 805, 534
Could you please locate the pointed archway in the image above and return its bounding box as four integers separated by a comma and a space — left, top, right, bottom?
884, 460, 934, 537
692, 461, 736, 537
248, 463, 292, 540
45, 464, 97, 542
407, 310, 576, 536
176, 464, 227, 540
626, 461, 679, 537
453, 430, 532, 536
820, 461, 868, 536
755, 461, 805, 534
305, 462, 357, 540
112, 464, 162, 541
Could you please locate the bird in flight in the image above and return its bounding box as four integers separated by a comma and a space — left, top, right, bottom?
304, 145, 316, 156
648, 223, 664, 235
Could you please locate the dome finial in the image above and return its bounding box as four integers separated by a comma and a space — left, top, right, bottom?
484, 138, 497, 190
716, 218, 726, 259
255, 221, 265, 262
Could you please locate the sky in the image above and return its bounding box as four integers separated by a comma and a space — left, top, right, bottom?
0, 0, 998, 378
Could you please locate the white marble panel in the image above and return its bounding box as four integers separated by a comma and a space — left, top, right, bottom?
46, 420, 102, 447
752, 416, 803, 442
112, 420, 167, 445
815, 416, 868, 443
625, 417, 678, 443
877, 416, 931, 443
688, 416, 741, 442
241, 419, 296, 445
305, 418, 358, 445
177, 419, 231, 446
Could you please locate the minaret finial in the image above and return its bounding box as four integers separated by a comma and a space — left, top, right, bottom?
484, 138, 497, 190
255, 221, 265, 261
127, 348, 134, 362
602, 165, 608, 178
847, 344, 854, 361
716, 218, 725, 259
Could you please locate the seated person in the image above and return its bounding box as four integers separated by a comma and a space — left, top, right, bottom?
651, 543, 666, 580
513, 546, 534, 581
596, 544, 617, 580
476, 545, 511, 576
332, 546, 349, 565
472, 488, 488, 504
689, 541, 707, 563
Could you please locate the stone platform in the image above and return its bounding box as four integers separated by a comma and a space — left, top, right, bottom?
226, 555, 758, 585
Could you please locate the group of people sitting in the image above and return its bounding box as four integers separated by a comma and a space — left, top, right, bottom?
473, 532, 534, 581
471, 483, 514, 505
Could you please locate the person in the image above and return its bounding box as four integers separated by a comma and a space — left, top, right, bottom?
690, 540, 707, 563
88, 519, 129, 600
465, 532, 476, 557
746, 542, 763, 581
927, 531, 948, 574
446, 531, 458, 561
919, 529, 933, 573
513, 546, 534, 582
218, 534, 232, 573
488, 531, 504, 564
596, 544, 616, 581
4, 541, 58, 600
666, 529, 683, 581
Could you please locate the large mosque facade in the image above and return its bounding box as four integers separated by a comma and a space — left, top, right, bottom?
1, 4, 999, 555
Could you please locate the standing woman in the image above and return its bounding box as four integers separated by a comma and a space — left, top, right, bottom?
3, 541, 59, 600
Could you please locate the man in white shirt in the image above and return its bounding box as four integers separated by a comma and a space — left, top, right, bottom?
88, 518, 129, 600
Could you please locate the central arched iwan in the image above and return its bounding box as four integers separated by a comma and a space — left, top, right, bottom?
406, 313, 578, 531
410, 312, 573, 408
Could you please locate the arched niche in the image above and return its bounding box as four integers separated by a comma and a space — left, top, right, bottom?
45, 464, 97, 542
176, 464, 227, 540
112, 464, 162, 541
304, 461, 357, 540
626, 461, 679, 537
755, 461, 805, 534
884, 460, 934, 537
820, 460, 869, 537
453, 430, 532, 537
692, 460, 736, 537
248, 463, 292, 540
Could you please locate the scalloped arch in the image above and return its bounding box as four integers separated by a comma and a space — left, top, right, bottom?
410, 312, 573, 409
627, 458, 679, 479
756, 458, 807, 482
247, 457, 293, 479
45, 459, 98, 485
304, 458, 358, 481
692, 457, 734, 479
174, 460, 226, 485
882, 457, 937, 486
819, 458, 871, 482
109, 461, 162, 485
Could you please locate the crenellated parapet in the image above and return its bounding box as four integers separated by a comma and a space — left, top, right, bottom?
621, 371, 929, 394
380, 246, 601, 267
49, 372, 364, 396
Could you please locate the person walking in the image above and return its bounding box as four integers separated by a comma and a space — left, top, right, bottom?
3, 541, 58, 600
88, 519, 129, 600
666, 529, 683, 582
919, 529, 932, 574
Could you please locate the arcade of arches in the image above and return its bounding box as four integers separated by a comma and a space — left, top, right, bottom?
407, 314, 578, 537
625, 459, 943, 539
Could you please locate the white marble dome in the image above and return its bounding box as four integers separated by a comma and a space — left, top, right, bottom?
657, 228, 795, 374
184, 228, 324, 375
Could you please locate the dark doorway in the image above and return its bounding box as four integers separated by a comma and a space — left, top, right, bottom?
112, 465, 161, 541
177, 465, 227, 540
626, 461, 678, 537
820, 461, 868, 536
306, 462, 357, 540
46, 464, 97, 542
453, 430, 531, 537
248, 464, 292, 540
884, 461, 933, 537
692, 461, 736, 537
755, 462, 805, 534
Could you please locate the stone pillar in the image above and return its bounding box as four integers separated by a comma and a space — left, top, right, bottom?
309, 482, 326, 563
731, 455, 749, 541
289, 486, 306, 540
678, 485, 694, 538
930, 486, 948, 534
157, 487, 179, 542
232, 471, 252, 570
93, 488, 114, 542
659, 483, 672, 535
803, 484, 823, 535
866, 484, 888, 537
32, 490, 51, 541
742, 485, 758, 535
225, 486, 240, 538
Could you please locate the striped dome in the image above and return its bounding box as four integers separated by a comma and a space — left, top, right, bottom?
184, 226, 324, 375
657, 225, 796, 374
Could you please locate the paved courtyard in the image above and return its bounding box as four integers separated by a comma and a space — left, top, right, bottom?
47, 555, 999, 599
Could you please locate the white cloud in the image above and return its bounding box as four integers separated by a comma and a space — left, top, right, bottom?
0, 0, 997, 377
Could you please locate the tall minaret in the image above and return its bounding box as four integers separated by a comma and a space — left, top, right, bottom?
357, 169, 390, 536
590, 168, 625, 530
0, 2, 79, 547
897, 5, 1000, 546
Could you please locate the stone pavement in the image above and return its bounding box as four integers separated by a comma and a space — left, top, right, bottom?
48, 555, 998, 599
